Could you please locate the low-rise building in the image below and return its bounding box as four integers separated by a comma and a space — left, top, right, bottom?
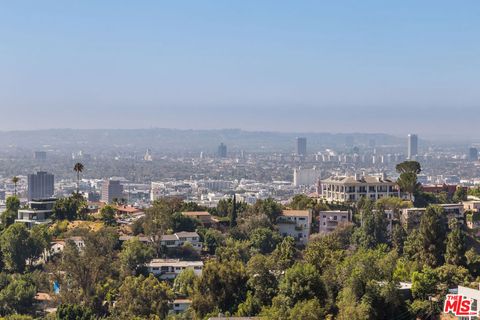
182, 211, 218, 227
146, 259, 203, 280
319, 174, 399, 203
160, 232, 202, 251
319, 210, 351, 233
170, 299, 191, 314
276, 210, 311, 245
401, 204, 464, 230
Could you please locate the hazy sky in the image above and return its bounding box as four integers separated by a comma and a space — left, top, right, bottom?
1, 1, 479, 138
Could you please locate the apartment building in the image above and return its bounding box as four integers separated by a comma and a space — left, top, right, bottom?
320, 173, 399, 203
276, 210, 311, 245
401, 204, 464, 230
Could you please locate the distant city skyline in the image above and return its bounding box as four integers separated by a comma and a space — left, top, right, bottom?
1, 1, 479, 139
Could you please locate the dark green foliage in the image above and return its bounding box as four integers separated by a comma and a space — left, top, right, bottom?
230, 194, 237, 228
203, 229, 224, 254
192, 259, 248, 318
249, 227, 282, 254
249, 198, 283, 224
445, 219, 466, 266
453, 186, 468, 203
0, 223, 50, 273
114, 274, 173, 319
278, 262, 326, 306
53, 195, 86, 221
353, 205, 388, 249
100, 205, 117, 226
396, 161, 422, 200
0, 274, 36, 316
170, 212, 198, 232
1, 197, 21, 228
56, 304, 95, 320
119, 237, 155, 276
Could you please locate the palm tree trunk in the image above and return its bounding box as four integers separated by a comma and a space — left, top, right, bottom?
77, 171, 80, 194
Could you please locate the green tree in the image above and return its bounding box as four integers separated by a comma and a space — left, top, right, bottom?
278, 262, 326, 307
56, 304, 95, 320
236, 291, 262, 317
353, 206, 388, 249
246, 254, 278, 306
191, 259, 248, 318
216, 238, 251, 264
391, 224, 407, 254
143, 202, 173, 236
203, 229, 224, 254
411, 267, 438, 300
28, 224, 52, 264
249, 227, 282, 254
59, 228, 118, 311
304, 227, 351, 273
1, 197, 21, 228
173, 268, 197, 297
289, 194, 316, 210
249, 198, 283, 224
445, 218, 466, 266
114, 274, 173, 319
396, 160, 422, 200
417, 206, 447, 267
53, 196, 86, 221
452, 186, 467, 203
270, 236, 297, 271
0, 274, 36, 316
0, 224, 31, 273
119, 237, 155, 276
100, 205, 117, 226
288, 299, 326, 320
73, 162, 84, 194
230, 194, 237, 228
170, 212, 197, 232
6, 197, 20, 213
395, 160, 422, 174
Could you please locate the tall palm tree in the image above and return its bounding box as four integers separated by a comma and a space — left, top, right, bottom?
73, 162, 84, 194
11, 176, 19, 196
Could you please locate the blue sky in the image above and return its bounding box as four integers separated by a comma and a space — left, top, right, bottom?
1, 1, 479, 138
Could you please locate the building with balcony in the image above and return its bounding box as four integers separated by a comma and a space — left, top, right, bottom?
319, 210, 351, 233
146, 259, 203, 280
319, 173, 399, 203
276, 210, 312, 245
16, 199, 56, 228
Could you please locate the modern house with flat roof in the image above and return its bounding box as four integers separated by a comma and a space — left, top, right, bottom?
16, 198, 56, 228
146, 259, 203, 280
